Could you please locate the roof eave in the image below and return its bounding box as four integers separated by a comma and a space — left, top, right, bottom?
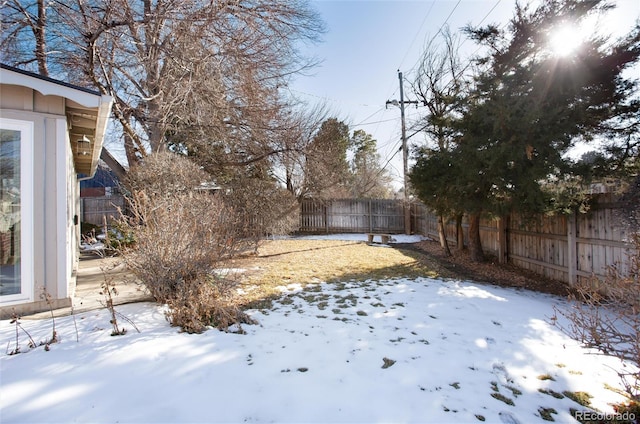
0, 65, 104, 109
0, 65, 114, 179
83, 95, 114, 178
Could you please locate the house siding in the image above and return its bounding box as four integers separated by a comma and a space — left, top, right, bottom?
1, 66, 112, 317
0, 107, 74, 316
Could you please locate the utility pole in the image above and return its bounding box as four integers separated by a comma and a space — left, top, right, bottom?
386, 70, 420, 235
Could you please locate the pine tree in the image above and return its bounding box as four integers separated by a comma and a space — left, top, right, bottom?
412, 0, 640, 261
350, 130, 392, 199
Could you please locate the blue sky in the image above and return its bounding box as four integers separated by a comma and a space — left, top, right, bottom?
100, 0, 638, 187
290, 0, 640, 190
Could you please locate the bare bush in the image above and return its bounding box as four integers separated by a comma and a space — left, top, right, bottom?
122, 151, 210, 197
264, 190, 300, 237
553, 233, 640, 401
223, 176, 299, 248
166, 279, 256, 334
116, 152, 256, 332
120, 190, 239, 301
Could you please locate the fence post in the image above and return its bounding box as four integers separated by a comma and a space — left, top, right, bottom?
404, 201, 411, 235
567, 212, 578, 286
497, 216, 508, 264
409, 202, 414, 234
324, 202, 329, 234
368, 199, 372, 233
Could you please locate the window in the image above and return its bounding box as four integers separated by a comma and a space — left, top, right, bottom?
0, 119, 33, 305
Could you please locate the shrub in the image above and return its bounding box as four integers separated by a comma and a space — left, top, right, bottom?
121, 150, 210, 197
553, 233, 640, 401
166, 277, 256, 334
222, 175, 299, 250
117, 152, 254, 332
105, 226, 135, 250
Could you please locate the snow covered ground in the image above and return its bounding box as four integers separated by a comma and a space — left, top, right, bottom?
0, 235, 634, 423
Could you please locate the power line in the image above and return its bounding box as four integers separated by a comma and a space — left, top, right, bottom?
354, 116, 403, 127
404, 0, 502, 84
353, 107, 387, 126
383, 0, 499, 195
437, 14, 511, 95
287, 87, 379, 109
398, 0, 437, 71
400, 0, 507, 137
376, 138, 404, 181
405, 0, 462, 75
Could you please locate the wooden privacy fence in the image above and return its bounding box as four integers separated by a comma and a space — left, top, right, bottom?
80, 195, 126, 226
300, 199, 406, 234
299, 196, 635, 285
412, 194, 635, 285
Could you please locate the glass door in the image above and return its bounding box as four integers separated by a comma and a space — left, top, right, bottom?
0, 119, 33, 304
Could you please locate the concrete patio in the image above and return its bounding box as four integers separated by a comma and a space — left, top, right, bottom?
24, 252, 153, 320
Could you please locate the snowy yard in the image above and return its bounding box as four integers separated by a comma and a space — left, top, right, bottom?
0, 236, 635, 423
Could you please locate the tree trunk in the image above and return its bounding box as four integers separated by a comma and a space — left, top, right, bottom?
35, 0, 48, 76
455, 214, 465, 251
124, 132, 139, 168
468, 213, 485, 262
147, 100, 164, 152
437, 214, 452, 256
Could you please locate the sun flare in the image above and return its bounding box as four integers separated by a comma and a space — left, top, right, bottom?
549, 25, 584, 57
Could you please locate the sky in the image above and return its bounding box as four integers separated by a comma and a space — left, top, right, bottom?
288, 0, 640, 191
100, 0, 640, 188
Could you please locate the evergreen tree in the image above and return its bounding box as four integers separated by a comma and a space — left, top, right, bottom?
411, 0, 640, 261
349, 130, 392, 199
304, 118, 352, 199
410, 26, 469, 255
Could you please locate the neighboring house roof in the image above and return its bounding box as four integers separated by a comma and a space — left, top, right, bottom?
80, 164, 119, 189
0, 63, 113, 177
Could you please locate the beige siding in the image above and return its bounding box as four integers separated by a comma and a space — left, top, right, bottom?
0, 70, 112, 316
0, 106, 75, 316
0, 85, 65, 115
34, 91, 65, 114
0, 85, 33, 110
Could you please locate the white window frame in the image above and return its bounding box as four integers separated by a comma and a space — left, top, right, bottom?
0, 118, 34, 305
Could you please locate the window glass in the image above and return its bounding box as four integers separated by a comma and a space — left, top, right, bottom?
0, 129, 21, 296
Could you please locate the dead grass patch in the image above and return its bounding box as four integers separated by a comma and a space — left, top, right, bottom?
232, 239, 438, 309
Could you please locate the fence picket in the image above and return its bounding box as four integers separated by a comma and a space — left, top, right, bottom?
300, 197, 635, 285
81, 195, 126, 227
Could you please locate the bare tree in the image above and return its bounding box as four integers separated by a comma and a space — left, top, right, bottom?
3, 0, 325, 167
88, 0, 322, 162
410, 26, 469, 256
268, 102, 332, 200
2, 0, 52, 75
3, 0, 326, 245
